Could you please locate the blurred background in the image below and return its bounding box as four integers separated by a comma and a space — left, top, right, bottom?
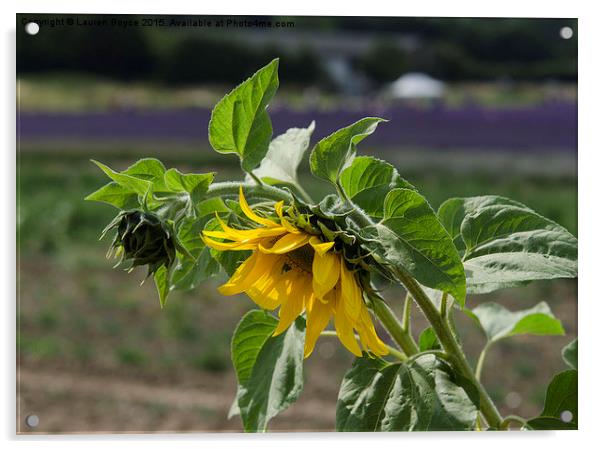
17, 15, 577, 433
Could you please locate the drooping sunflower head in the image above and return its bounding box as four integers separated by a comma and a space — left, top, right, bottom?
103, 210, 177, 277
202, 187, 388, 358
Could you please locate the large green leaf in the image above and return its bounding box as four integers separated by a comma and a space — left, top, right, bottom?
340, 156, 415, 218
363, 188, 466, 306
309, 117, 386, 184
209, 59, 280, 172
234, 313, 306, 432
437, 195, 530, 253
469, 301, 564, 342
250, 122, 315, 185
170, 217, 220, 291
90, 160, 152, 197
84, 182, 138, 209
461, 204, 577, 293
163, 169, 214, 205
336, 354, 478, 431
562, 339, 577, 370
534, 370, 578, 427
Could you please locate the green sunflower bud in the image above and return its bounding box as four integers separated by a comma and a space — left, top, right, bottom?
103, 210, 177, 277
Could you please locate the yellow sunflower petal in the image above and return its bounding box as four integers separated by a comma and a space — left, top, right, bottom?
218, 252, 278, 295
201, 236, 257, 251
334, 291, 362, 357
356, 307, 389, 356
259, 233, 310, 254
339, 263, 362, 321
304, 293, 333, 358
239, 186, 280, 228
312, 251, 340, 299
274, 201, 300, 234
212, 215, 288, 241
309, 236, 335, 256
273, 273, 309, 336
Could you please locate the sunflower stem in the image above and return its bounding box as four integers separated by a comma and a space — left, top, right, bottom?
206, 181, 292, 203
371, 296, 419, 357
402, 292, 412, 333
393, 268, 503, 429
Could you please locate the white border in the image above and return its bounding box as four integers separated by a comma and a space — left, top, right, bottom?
3, 1, 600, 448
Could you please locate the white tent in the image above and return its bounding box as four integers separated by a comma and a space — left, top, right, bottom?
388, 72, 446, 99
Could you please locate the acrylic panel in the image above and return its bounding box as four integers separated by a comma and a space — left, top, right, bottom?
16, 14, 578, 434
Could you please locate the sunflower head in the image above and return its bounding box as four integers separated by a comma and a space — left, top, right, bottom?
202, 187, 389, 358
104, 210, 177, 276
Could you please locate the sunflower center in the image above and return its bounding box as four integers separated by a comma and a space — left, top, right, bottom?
282, 244, 314, 274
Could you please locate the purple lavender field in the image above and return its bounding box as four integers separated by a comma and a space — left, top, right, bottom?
19, 102, 576, 153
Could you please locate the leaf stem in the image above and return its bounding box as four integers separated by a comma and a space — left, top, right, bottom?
248, 170, 265, 186
499, 415, 528, 430
440, 292, 448, 318
206, 181, 292, 203
402, 292, 412, 333
319, 330, 407, 361
293, 182, 314, 204
393, 268, 503, 429
370, 295, 419, 357
475, 342, 491, 382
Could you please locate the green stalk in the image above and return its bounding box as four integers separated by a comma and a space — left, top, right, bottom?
371, 295, 419, 357
393, 269, 503, 429
402, 292, 412, 333
475, 342, 491, 382
206, 181, 292, 203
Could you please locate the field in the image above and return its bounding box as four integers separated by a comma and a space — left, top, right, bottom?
16, 140, 577, 433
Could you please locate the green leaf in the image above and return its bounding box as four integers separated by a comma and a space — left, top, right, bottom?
309, 117, 386, 184
340, 156, 415, 218
470, 301, 564, 342
458, 202, 577, 294
170, 217, 220, 291
209, 59, 280, 172
437, 195, 531, 253
562, 339, 577, 370
122, 158, 166, 180
336, 354, 478, 431
154, 264, 169, 308
539, 370, 578, 425
84, 182, 138, 209
236, 315, 306, 432
250, 122, 315, 185
163, 169, 214, 204
526, 416, 577, 430
363, 188, 466, 306
91, 160, 152, 197
197, 197, 229, 217
418, 327, 441, 351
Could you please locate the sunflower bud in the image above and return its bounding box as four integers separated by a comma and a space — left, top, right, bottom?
103, 210, 177, 277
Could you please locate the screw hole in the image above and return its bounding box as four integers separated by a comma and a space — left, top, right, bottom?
25, 414, 39, 428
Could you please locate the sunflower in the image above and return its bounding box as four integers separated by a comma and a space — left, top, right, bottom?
202, 187, 388, 358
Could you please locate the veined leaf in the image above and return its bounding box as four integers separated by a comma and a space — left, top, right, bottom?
122, 158, 166, 180
363, 188, 466, 306
84, 182, 138, 209
437, 195, 531, 253
461, 204, 577, 293
91, 160, 152, 197
336, 354, 478, 431
171, 217, 220, 291
340, 156, 415, 218
540, 370, 577, 425
310, 117, 386, 184
418, 327, 441, 351
163, 169, 214, 204
562, 339, 577, 370
249, 122, 315, 185
209, 59, 280, 172
154, 264, 170, 308
235, 313, 306, 432
469, 301, 564, 342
